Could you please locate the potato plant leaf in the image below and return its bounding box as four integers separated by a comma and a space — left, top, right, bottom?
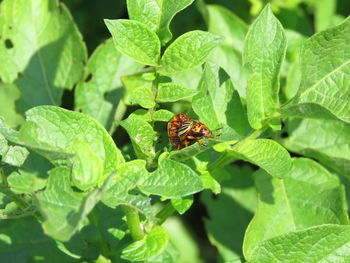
18, 106, 123, 183
283, 118, 350, 176
101, 160, 154, 217
243, 158, 348, 259
247, 225, 350, 263
138, 158, 204, 198
105, 19, 161, 66
160, 31, 222, 75
193, 63, 246, 134
121, 225, 169, 261
127, 0, 195, 45
224, 139, 291, 178
207, 5, 249, 98
281, 17, 350, 123
0, 0, 87, 112
75, 39, 142, 130
36, 167, 113, 241
0, 83, 24, 128
152, 110, 174, 122
171, 196, 194, 214
243, 4, 286, 129
120, 113, 156, 160
156, 83, 197, 102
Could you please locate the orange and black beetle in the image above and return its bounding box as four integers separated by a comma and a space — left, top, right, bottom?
167, 113, 216, 150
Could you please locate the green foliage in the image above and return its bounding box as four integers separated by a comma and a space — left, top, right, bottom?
243, 4, 286, 129
1, 0, 350, 262
281, 17, 350, 123
0, 0, 87, 112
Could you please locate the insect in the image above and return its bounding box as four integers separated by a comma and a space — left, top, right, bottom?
167, 113, 217, 150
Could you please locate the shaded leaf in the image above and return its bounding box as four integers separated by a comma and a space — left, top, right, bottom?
17, 106, 123, 183
202, 165, 256, 263
101, 160, 154, 217
0, 0, 86, 112
75, 39, 142, 131
243, 158, 348, 259
207, 5, 249, 98
247, 225, 350, 263
283, 118, 350, 176
0, 217, 82, 262
36, 167, 113, 241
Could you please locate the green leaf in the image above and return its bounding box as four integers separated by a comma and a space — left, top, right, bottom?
156, 83, 197, 102
1, 145, 29, 167
127, 0, 195, 45
243, 4, 286, 129
36, 167, 112, 241
101, 160, 154, 217
0, 133, 8, 156
192, 63, 245, 132
0, 0, 86, 112
283, 118, 350, 176
70, 140, 103, 191
243, 158, 348, 259
18, 106, 123, 182
152, 110, 174, 122
7, 169, 47, 194
120, 113, 156, 160
171, 196, 193, 214
207, 5, 249, 98
121, 71, 155, 108
281, 18, 350, 123
202, 165, 256, 262
225, 139, 291, 178
75, 39, 142, 131
0, 83, 24, 128
200, 172, 221, 194
128, 86, 156, 108
0, 217, 81, 262
148, 241, 180, 263
104, 19, 160, 66
247, 225, 350, 263
138, 158, 204, 198
121, 226, 169, 261
169, 67, 202, 91
160, 30, 222, 75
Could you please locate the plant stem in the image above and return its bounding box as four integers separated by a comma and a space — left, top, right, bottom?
207, 126, 268, 173
207, 152, 236, 173
123, 206, 144, 241
149, 68, 159, 127
156, 202, 175, 225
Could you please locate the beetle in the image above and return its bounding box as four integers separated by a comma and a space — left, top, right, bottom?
167, 113, 216, 150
